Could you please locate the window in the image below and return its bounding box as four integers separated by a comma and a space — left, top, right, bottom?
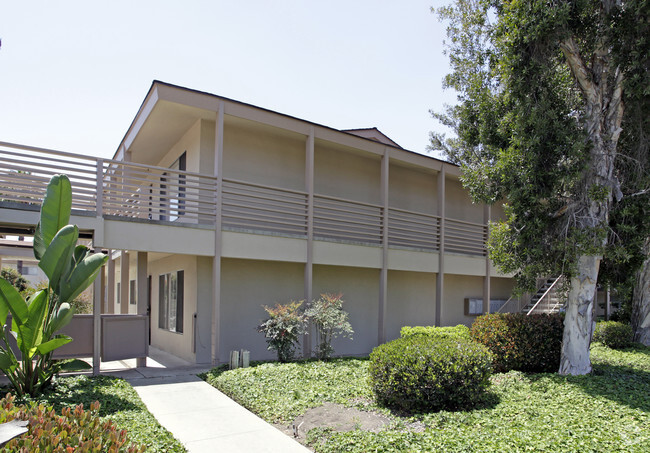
158, 270, 184, 333
161, 152, 186, 222
129, 280, 136, 305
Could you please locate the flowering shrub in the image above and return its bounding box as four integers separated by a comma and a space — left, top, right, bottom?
470, 313, 564, 373
258, 301, 306, 362
305, 293, 353, 360
0, 393, 145, 452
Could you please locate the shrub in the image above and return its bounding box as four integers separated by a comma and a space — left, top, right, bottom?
258, 301, 306, 362
1, 267, 29, 293
368, 335, 492, 412
400, 324, 471, 341
305, 293, 353, 359
593, 321, 634, 349
0, 393, 145, 452
470, 313, 564, 373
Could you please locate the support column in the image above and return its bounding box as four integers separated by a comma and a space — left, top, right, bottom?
483, 205, 491, 315
378, 148, 389, 345
120, 251, 129, 314
211, 102, 224, 366
107, 251, 115, 314
436, 167, 446, 326
136, 251, 148, 367
92, 248, 102, 376
100, 262, 106, 314
303, 126, 315, 357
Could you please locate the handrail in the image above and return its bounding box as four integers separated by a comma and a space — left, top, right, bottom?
496, 294, 519, 313
526, 275, 563, 315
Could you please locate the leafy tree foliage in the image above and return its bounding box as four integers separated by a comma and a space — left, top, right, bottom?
432, 0, 648, 373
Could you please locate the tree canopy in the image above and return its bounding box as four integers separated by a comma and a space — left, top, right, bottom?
432, 0, 649, 373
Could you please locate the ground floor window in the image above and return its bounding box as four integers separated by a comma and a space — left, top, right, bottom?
158, 270, 184, 333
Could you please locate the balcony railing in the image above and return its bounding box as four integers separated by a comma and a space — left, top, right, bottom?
0, 141, 488, 257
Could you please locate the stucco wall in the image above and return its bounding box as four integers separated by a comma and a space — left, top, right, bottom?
148, 254, 198, 362
389, 164, 437, 214
445, 178, 483, 223
155, 119, 201, 173
223, 122, 305, 191
442, 273, 484, 326
314, 143, 381, 204
312, 264, 379, 357
219, 258, 304, 362
386, 270, 436, 341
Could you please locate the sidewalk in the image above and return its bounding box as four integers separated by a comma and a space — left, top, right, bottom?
101, 349, 310, 453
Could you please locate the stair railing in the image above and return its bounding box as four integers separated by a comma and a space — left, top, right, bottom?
526, 275, 563, 315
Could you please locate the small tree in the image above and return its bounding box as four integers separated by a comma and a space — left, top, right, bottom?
257, 301, 306, 362
0, 175, 108, 397
305, 293, 353, 360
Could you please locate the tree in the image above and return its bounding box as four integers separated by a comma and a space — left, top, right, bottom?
432, 0, 648, 374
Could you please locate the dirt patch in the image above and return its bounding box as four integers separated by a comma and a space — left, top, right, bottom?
275, 402, 391, 444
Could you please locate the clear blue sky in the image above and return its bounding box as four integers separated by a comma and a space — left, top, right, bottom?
0, 1, 455, 159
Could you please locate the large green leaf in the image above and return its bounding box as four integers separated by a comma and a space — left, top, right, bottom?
33, 222, 46, 260
15, 290, 47, 358
0, 279, 28, 325
0, 351, 17, 373
38, 224, 78, 291
46, 302, 74, 337
0, 279, 22, 325
36, 335, 72, 355
59, 252, 108, 303
39, 174, 72, 249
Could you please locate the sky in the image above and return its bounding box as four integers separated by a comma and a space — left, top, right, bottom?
0, 1, 456, 160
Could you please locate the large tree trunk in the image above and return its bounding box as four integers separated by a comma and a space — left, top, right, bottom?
631, 238, 650, 345
559, 255, 600, 375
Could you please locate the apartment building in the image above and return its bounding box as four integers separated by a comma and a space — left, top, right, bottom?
0, 81, 514, 366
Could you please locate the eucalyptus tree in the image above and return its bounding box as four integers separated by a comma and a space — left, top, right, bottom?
431, 0, 649, 374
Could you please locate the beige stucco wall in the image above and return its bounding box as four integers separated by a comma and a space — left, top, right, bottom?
491, 277, 515, 300
389, 164, 437, 214
154, 119, 201, 173
314, 142, 381, 204
148, 254, 198, 362
442, 274, 484, 327
223, 122, 306, 190
312, 264, 379, 357
220, 258, 304, 362
386, 270, 436, 342
445, 178, 483, 223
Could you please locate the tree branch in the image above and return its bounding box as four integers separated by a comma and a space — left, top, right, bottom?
559, 36, 597, 105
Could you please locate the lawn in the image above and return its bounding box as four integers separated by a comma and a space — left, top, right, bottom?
203, 344, 650, 452
3, 375, 185, 453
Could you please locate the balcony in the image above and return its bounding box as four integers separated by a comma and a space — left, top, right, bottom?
0, 141, 487, 257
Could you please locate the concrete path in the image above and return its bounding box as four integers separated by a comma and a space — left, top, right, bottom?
94, 348, 310, 453
128, 374, 310, 453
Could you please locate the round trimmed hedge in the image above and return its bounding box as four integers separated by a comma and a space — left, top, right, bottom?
368, 335, 492, 412
593, 321, 634, 349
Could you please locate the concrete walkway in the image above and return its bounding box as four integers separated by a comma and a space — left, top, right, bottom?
98, 349, 310, 453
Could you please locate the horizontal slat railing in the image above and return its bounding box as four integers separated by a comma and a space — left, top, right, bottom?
314, 195, 383, 244
101, 159, 217, 225
0, 141, 491, 257
0, 142, 98, 211
388, 207, 440, 251
221, 179, 308, 236
445, 218, 488, 256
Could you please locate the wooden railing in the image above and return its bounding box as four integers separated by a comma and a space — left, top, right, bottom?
0, 141, 490, 257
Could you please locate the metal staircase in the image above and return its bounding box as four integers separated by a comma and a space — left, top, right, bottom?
522, 276, 566, 315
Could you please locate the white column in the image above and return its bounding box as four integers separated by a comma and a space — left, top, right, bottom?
92, 248, 102, 376
136, 251, 148, 367
120, 251, 129, 314
107, 252, 115, 314
483, 205, 491, 315
436, 166, 446, 326
211, 102, 225, 365
378, 148, 389, 345
303, 126, 315, 357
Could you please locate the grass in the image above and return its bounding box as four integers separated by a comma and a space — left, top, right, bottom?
203, 344, 650, 452
5, 375, 186, 453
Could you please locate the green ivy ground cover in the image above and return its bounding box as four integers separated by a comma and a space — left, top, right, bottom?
204, 345, 650, 452
7, 375, 186, 453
